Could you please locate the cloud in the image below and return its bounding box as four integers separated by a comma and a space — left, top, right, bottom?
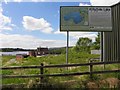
13, 0, 23, 2
54, 29, 97, 42
54, 29, 67, 36
0, 33, 75, 49
4, 0, 119, 4
12, 0, 45, 2
2, 0, 48, 3
31, 0, 45, 2
79, 3, 91, 6
3, 0, 90, 3
0, 4, 15, 31
22, 16, 53, 34
69, 32, 97, 42
90, 0, 119, 6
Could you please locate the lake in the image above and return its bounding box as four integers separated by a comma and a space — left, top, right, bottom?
0, 51, 29, 56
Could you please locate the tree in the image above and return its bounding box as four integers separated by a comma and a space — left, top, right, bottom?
96, 32, 100, 44
74, 37, 92, 53
76, 37, 92, 47
91, 33, 100, 50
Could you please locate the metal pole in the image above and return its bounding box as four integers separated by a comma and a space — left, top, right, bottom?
100, 32, 105, 70
103, 32, 106, 70
100, 32, 103, 62
66, 31, 69, 64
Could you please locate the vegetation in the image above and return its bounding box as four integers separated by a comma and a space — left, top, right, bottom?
91, 32, 100, 50
49, 47, 66, 54
1, 51, 119, 89
73, 37, 92, 53
1, 33, 119, 89
49, 33, 100, 54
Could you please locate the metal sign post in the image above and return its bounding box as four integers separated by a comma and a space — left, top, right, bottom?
66, 31, 69, 64
100, 32, 103, 62
100, 32, 105, 69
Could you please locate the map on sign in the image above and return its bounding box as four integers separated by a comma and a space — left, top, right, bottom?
60, 6, 112, 32
61, 7, 88, 26
64, 12, 83, 24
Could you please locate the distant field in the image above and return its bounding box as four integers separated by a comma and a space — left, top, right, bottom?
1, 52, 119, 89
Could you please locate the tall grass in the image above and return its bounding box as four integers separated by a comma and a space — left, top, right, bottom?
1, 52, 119, 88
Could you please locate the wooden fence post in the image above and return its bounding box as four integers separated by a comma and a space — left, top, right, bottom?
89, 60, 93, 79
40, 63, 44, 83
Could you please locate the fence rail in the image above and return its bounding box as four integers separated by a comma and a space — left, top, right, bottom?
1, 61, 120, 81
1, 61, 119, 69
2, 70, 120, 79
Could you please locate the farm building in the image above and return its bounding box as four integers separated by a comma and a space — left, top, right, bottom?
29, 50, 36, 57
36, 47, 49, 56
16, 54, 29, 60
28, 47, 49, 57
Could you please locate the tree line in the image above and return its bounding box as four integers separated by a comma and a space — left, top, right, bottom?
1, 33, 100, 54
49, 33, 100, 54
0, 48, 34, 52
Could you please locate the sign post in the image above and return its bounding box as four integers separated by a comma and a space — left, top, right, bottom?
100, 32, 103, 62
66, 31, 69, 64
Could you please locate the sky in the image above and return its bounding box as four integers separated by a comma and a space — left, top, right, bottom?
0, 0, 119, 49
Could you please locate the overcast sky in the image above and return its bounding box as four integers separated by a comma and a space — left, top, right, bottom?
0, 0, 119, 49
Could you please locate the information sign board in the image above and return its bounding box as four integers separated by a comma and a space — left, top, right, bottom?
60, 6, 112, 31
